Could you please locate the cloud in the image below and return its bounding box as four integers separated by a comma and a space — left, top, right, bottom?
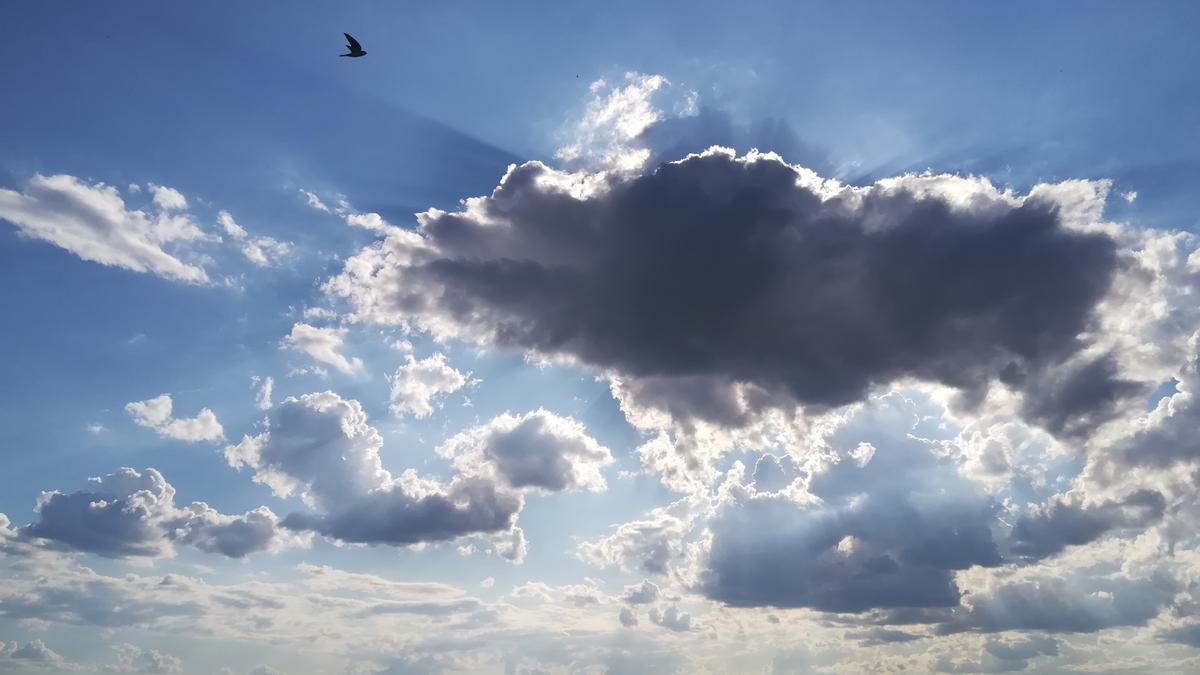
1008, 490, 1166, 560
933, 635, 1058, 673
0, 639, 71, 671
104, 644, 183, 674
300, 190, 331, 213
388, 353, 470, 418
555, 72, 674, 172
647, 604, 691, 632
844, 627, 921, 646
325, 149, 1126, 445
936, 570, 1175, 634
699, 393, 1007, 613
217, 211, 293, 267
578, 500, 694, 576
224, 392, 526, 557
436, 409, 613, 493
618, 606, 638, 627
346, 212, 401, 235
125, 393, 224, 442
621, 580, 660, 605
255, 375, 274, 411
283, 323, 363, 375
0, 174, 211, 283
18, 467, 305, 559
148, 184, 188, 211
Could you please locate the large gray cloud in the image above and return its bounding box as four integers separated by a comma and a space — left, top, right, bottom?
225, 392, 521, 552
936, 572, 1176, 634
700, 393, 1003, 613
225, 392, 609, 558
327, 148, 1129, 434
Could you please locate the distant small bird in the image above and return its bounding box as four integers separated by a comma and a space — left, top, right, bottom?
341, 33, 367, 58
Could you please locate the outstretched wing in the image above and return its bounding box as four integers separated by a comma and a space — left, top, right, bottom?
344, 33, 363, 52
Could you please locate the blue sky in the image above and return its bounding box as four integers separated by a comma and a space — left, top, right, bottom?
3, 2, 1200, 674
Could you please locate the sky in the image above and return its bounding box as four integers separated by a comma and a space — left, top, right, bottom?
2, 1, 1200, 673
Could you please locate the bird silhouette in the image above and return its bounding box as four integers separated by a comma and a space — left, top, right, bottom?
341, 33, 367, 58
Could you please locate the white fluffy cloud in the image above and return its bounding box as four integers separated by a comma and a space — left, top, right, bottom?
283, 323, 363, 375
388, 353, 469, 418
125, 393, 224, 442
0, 174, 211, 283
556, 72, 678, 172
148, 184, 188, 211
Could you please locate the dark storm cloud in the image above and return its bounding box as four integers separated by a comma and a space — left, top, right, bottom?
1008, 489, 1166, 560
1014, 356, 1143, 439
330, 149, 1123, 433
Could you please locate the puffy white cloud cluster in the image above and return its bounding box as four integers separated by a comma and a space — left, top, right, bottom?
0, 176, 294, 283
388, 352, 470, 418
125, 393, 224, 442
0, 175, 214, 283
282, 323, 363, 375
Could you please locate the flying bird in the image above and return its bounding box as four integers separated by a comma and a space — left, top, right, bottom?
341, 33, 367, 58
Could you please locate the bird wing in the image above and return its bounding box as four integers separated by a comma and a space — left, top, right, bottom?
344, 33, 362, 51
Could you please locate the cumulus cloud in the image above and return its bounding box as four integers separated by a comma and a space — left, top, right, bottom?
125, 394, 224, 442
223, 392, 527, 557
1009, 489, 1166, 560
0, 174, 211, 283
283, 323, 363, 375
388, 353, 470, 418
18, 467, 305, 559
647, 604, 691, 632
149, 184, 188, 211
0, 639, 70, 671
436, 409, 613, 493
325, 148, 1129, 447
217, 211, 293, 267
621, 580, 660, 605
104, 644, 183, 674
578, 500, 694, 576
